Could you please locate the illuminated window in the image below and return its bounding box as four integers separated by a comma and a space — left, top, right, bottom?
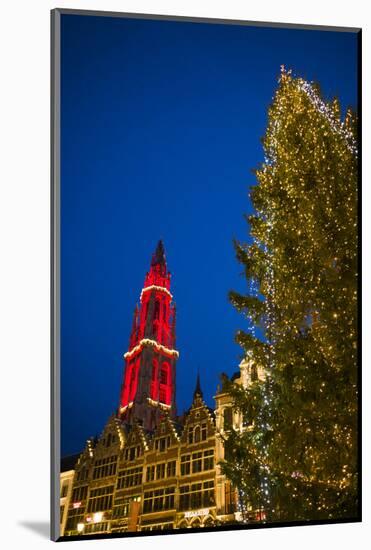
112, 496, 138, 518
85, 522, 109, 534
72, 485, 88, 502
87, 485, 114, 513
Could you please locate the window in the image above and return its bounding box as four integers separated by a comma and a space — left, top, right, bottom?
192, 452, 202, 473
203, 480, 215, 507
60, 482, 68, 498
141, 522, 173, 532
203, 449, 214, 471
201, 423, 207, 441
65, 513, 84, 533
146, 465, 155, 482
181, 450, 214, 475
155, 437, 168, 452
181, 454, 191, 476
166, 460, 176, 477
188, 427, 193, 444
60, 505, 65, 523
223, 407, 233, 430
77, 467, 89, 482
190, 483, 202, 508
112, 496, 140, 518
143, 487, 175, 514
124, 446, 141, 462
225, 482, 234, 514
87, 485, 114, 513
93, 455, 117, 479
179, 485, 190, 511
156, 463, 166, 479
194, 426, 201, 443
179, 481, 215, 511
159, 387, 167, 403
72, 485, 88, 502
85, 522, 109, 534
117, 467, 143, 489
160, 367, 167, 385
105, 433, 115, 447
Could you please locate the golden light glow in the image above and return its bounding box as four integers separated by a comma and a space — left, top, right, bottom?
140, 284, 173, 301
124, 338, 179, 359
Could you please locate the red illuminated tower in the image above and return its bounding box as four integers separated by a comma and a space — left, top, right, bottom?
119, 241, 178, 431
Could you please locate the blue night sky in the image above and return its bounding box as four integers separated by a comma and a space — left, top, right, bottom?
60, 14, 358, 456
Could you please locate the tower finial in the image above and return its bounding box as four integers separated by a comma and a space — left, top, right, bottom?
151, 240, 166, 267
193, 370, 203, 400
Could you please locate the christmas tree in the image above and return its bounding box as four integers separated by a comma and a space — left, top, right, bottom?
221, 67, 358, 522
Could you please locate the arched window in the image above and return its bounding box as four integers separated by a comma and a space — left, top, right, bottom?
160, 366, 168, 385
128, 363, 136, 400
188, 427, 193, 444
159, 362, 171, 404
194, 426, 201, 443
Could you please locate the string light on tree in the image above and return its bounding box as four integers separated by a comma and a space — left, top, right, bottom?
222, 67, 358, 523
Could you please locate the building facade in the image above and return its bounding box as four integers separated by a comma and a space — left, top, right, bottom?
60, 458, 76, 536
62, 242, 260, 537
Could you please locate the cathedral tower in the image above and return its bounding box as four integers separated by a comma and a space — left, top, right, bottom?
119, 241, 178, 431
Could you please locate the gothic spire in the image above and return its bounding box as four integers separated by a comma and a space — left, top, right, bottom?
151, 240, 166, 267
193, 371, 203, 400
